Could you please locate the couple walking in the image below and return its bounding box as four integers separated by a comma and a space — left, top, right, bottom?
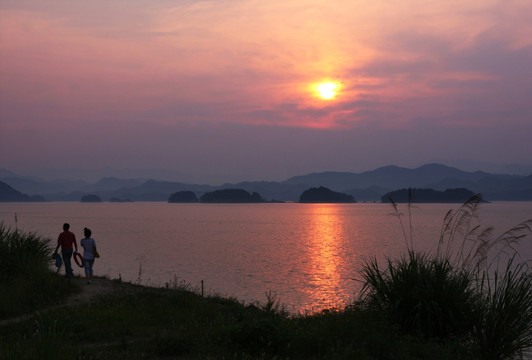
54, 223, 98, 284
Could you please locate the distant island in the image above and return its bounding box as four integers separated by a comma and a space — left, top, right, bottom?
109, 197, 133, 203
382, 188, 479, 203
81, 194, 103, 203
169, 191, 199, 203
299, 186, 355, 203
199, 189, 265, 203
2, 163, 532, 202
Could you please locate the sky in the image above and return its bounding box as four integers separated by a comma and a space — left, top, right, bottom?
1, 0, 531, 184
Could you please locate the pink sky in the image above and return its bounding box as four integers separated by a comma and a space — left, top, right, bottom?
1, 0, 531, 183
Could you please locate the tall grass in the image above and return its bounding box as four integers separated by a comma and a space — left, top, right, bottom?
475, 258, 532, 360
359, 194, 532, 359
0, 223, 52, 280
0, 223, 76, 319
360, 251, 479, 340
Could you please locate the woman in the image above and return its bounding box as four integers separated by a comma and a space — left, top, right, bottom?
80, 227, 97, 284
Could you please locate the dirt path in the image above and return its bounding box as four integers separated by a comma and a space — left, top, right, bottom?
0, 276, 118, 327
64, 276, 116, 306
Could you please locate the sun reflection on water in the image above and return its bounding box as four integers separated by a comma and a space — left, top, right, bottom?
302, 204, 350, 312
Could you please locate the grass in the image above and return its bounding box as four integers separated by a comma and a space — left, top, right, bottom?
475, 258, 532, 360
0, 278, 466, 359
0, 224, 78, 319
1, 196, 532, 359
359, 194, 532, 359
359, 251, 479, 340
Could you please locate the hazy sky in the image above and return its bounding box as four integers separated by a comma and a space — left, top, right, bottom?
1, 0, 531, 184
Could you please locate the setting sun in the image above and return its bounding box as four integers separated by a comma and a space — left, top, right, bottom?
316, 82, 338, 100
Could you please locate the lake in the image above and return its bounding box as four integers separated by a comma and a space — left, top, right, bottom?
1, 201, 532, 313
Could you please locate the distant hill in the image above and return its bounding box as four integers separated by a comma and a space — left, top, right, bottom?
283, 163, 531, 201
2, 163, 531, 202
1, 176, 89, 196
87, 177, 144, 192
284, 164, 506, 190
0, 181, 43, 202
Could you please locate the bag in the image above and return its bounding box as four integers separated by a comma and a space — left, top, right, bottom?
94, 249, 100, 258
54, 253, 63, 268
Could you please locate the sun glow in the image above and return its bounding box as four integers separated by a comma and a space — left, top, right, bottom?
316, 82, 338, 100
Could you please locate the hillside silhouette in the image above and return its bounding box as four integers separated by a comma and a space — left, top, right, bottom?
2, 164, 532, 202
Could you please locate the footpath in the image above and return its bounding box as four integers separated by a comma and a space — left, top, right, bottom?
0, 276, 117, 327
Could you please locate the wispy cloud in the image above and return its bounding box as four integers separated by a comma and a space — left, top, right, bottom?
1, 0, 531, 181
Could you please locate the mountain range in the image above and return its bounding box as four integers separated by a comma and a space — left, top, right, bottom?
1, 163, 532, 202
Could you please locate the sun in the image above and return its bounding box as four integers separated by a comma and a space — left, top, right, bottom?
316, 82, 338, 100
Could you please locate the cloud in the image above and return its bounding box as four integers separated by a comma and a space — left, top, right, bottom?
1, 0, 531, 182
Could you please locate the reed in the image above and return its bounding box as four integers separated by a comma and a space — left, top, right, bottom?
359, 194, 532, 358
475, 257, 532, 360
359, 250, 478, 339
0, 223, 52, 280
0, 223, 76, 319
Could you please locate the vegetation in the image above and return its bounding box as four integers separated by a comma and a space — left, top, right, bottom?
359, 194, 532, 359
1, 195, 531, 359
299, 186, 355, 203
0, 224, 78, 320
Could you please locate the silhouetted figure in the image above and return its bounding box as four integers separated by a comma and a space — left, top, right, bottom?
54, 223, 78, 278
80, 227, 97, 284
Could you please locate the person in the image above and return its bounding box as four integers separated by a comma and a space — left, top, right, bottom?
54, 223, 78, 278
80, 227, 97, 284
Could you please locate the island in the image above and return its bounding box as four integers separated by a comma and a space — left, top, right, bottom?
168, 191, 199, 203
81, 194, 103, 203
199, 189, 265, 203
299, 186, 356, 203
382, 188, 480, 203
109, 197, 133, 203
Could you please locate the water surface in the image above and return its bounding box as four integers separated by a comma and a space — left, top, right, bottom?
1, 202, 531, 313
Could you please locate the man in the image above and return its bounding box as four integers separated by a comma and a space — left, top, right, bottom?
55, 223, 78, 278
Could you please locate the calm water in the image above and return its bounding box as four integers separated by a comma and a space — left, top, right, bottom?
1, 202, 532, 313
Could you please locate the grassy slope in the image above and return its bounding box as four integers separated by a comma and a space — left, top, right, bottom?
0, 275, 465, 360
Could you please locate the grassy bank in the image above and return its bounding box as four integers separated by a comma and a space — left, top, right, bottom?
1, 275, 461, 360
1, 196, 531, 359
